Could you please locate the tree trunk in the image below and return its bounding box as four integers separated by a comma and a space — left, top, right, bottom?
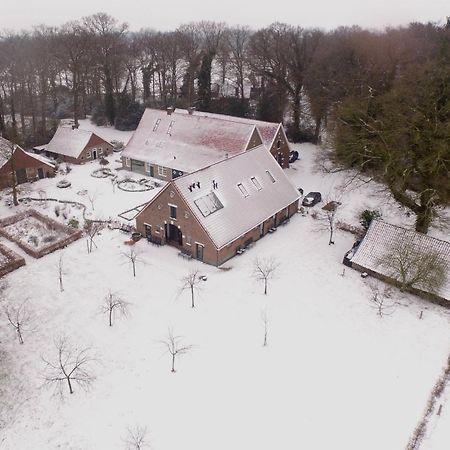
171, 354, 176, 372
191, 285, 195, 308
264, 278, 267, 295
67, 376, 74, 394
109, 308, 113, 326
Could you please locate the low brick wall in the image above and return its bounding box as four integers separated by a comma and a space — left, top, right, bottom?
0, 209, 82, 258
0, 244, 26, 277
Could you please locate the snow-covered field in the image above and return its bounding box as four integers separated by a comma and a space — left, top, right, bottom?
0, 121, 449, 450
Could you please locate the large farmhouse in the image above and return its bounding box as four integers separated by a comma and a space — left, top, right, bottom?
121, 108, 290, 181
346, 219, 450, 305
0, 137, 55, 189
135, 146, 299, 266
40, 126, 113, 164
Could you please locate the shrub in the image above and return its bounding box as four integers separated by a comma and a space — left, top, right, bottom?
68, 218, 79, 229
54, 205, 60, 217
359, 209, 382, 231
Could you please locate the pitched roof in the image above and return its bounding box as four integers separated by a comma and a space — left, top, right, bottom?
45, 126, 109, 158
175, 109, 282, 148
171, 145, 299, 249
350, 219, 450, 301
0, 138, 55, 169
122, 108, 260, 173
0, 137, 22, 167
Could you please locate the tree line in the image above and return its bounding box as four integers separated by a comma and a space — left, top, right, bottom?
0, 13, 448, 232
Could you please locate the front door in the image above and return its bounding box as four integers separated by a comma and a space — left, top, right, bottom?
196, 243, 204, 261
165, 224, 182, 246
37, 168, 44, 179
92, 150, 98, 160
144, 224, 152, 241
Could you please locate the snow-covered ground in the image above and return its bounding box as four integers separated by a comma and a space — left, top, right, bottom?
0, 122, 449, 450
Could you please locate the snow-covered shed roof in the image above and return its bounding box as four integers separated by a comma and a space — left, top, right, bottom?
176, 109, 282, 148
122, 108, 260, 172
350, 220, 450, 302
45, 126, 107, 158
0, 137, 23, 167
172, 145, 300, 249
0, 138, 55, 169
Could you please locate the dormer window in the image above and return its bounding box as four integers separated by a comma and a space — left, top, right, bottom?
250, 177, 262, 191
237, 183, 249, 198
153, 118, 161, 132
266, 170, 276, 183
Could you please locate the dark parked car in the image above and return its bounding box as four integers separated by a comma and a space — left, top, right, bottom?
302, 191, 322, 206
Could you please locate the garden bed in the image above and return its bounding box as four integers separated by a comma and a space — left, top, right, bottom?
0, 243, 26, 277
0, 210, 82, 258
117, 178, 155, 192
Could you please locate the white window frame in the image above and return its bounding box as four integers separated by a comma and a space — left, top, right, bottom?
125, 157, 131, 167
168, 203, 177, 220
86, 151, 91, 159
145, 162, 151, 173
158, 165, 167, 177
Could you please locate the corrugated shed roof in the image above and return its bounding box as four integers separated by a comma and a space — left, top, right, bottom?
173, 146, 299, 249
45, 126, 98, 158
350, 219, 450, 301
122, 108, 259, 172
176, 109, 281, 147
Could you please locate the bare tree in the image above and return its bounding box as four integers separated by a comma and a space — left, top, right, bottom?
101, 291, 130, 326
159, 328, 193, 373
368, 283, 395, 318
57, 253, 65, 292
122, 248, 140, 277
253, 257, 279, 295
87, 190, 98, 211
124, 425, 150, 450
181, 269, 202, 308
379, 239, 447, 295
84, 220, 103, 254
4, 301, 33, 344
42, 336, 95, 396
261, 308, 269, 346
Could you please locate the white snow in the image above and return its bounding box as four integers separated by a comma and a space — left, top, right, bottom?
171, 146, 299, 249
0, 136, 449, 450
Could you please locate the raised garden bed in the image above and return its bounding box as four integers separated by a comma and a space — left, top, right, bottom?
0, 209, 82, 258
0, 243, 26, 277
91, 168, 114, 178
117, 179, 155, 192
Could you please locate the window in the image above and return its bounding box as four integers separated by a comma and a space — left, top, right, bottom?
277, 139, 281, 149
86, 151, 91, 159
99, 148, 103, 155
186, 236, 191, 246
250, 177, 262, 191
266, 170, 276, 183
167, 120, 174, 135
153, 118, 161, 132
125, 157, 131, 167
169, 205, 177, 220
158, 166, 167, 177
145, 162, 151, 173
237, 183, 249, 198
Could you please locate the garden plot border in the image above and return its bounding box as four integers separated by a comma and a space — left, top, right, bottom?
0, 243, 25, 277
0, 209, 83, 258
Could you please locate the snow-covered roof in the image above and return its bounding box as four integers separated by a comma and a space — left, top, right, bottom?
26, 151, 55, 168
122, 108, 260, 173
0, 137, 22, 168
175, 109, 282, 147
45, 126, 102, 158
172, 146, 300, 249
350, 220, 450, 301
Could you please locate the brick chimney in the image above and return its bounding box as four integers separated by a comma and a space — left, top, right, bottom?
167, 107, 174, 115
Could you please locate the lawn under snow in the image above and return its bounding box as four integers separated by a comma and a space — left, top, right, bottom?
0, 122, 449, 450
